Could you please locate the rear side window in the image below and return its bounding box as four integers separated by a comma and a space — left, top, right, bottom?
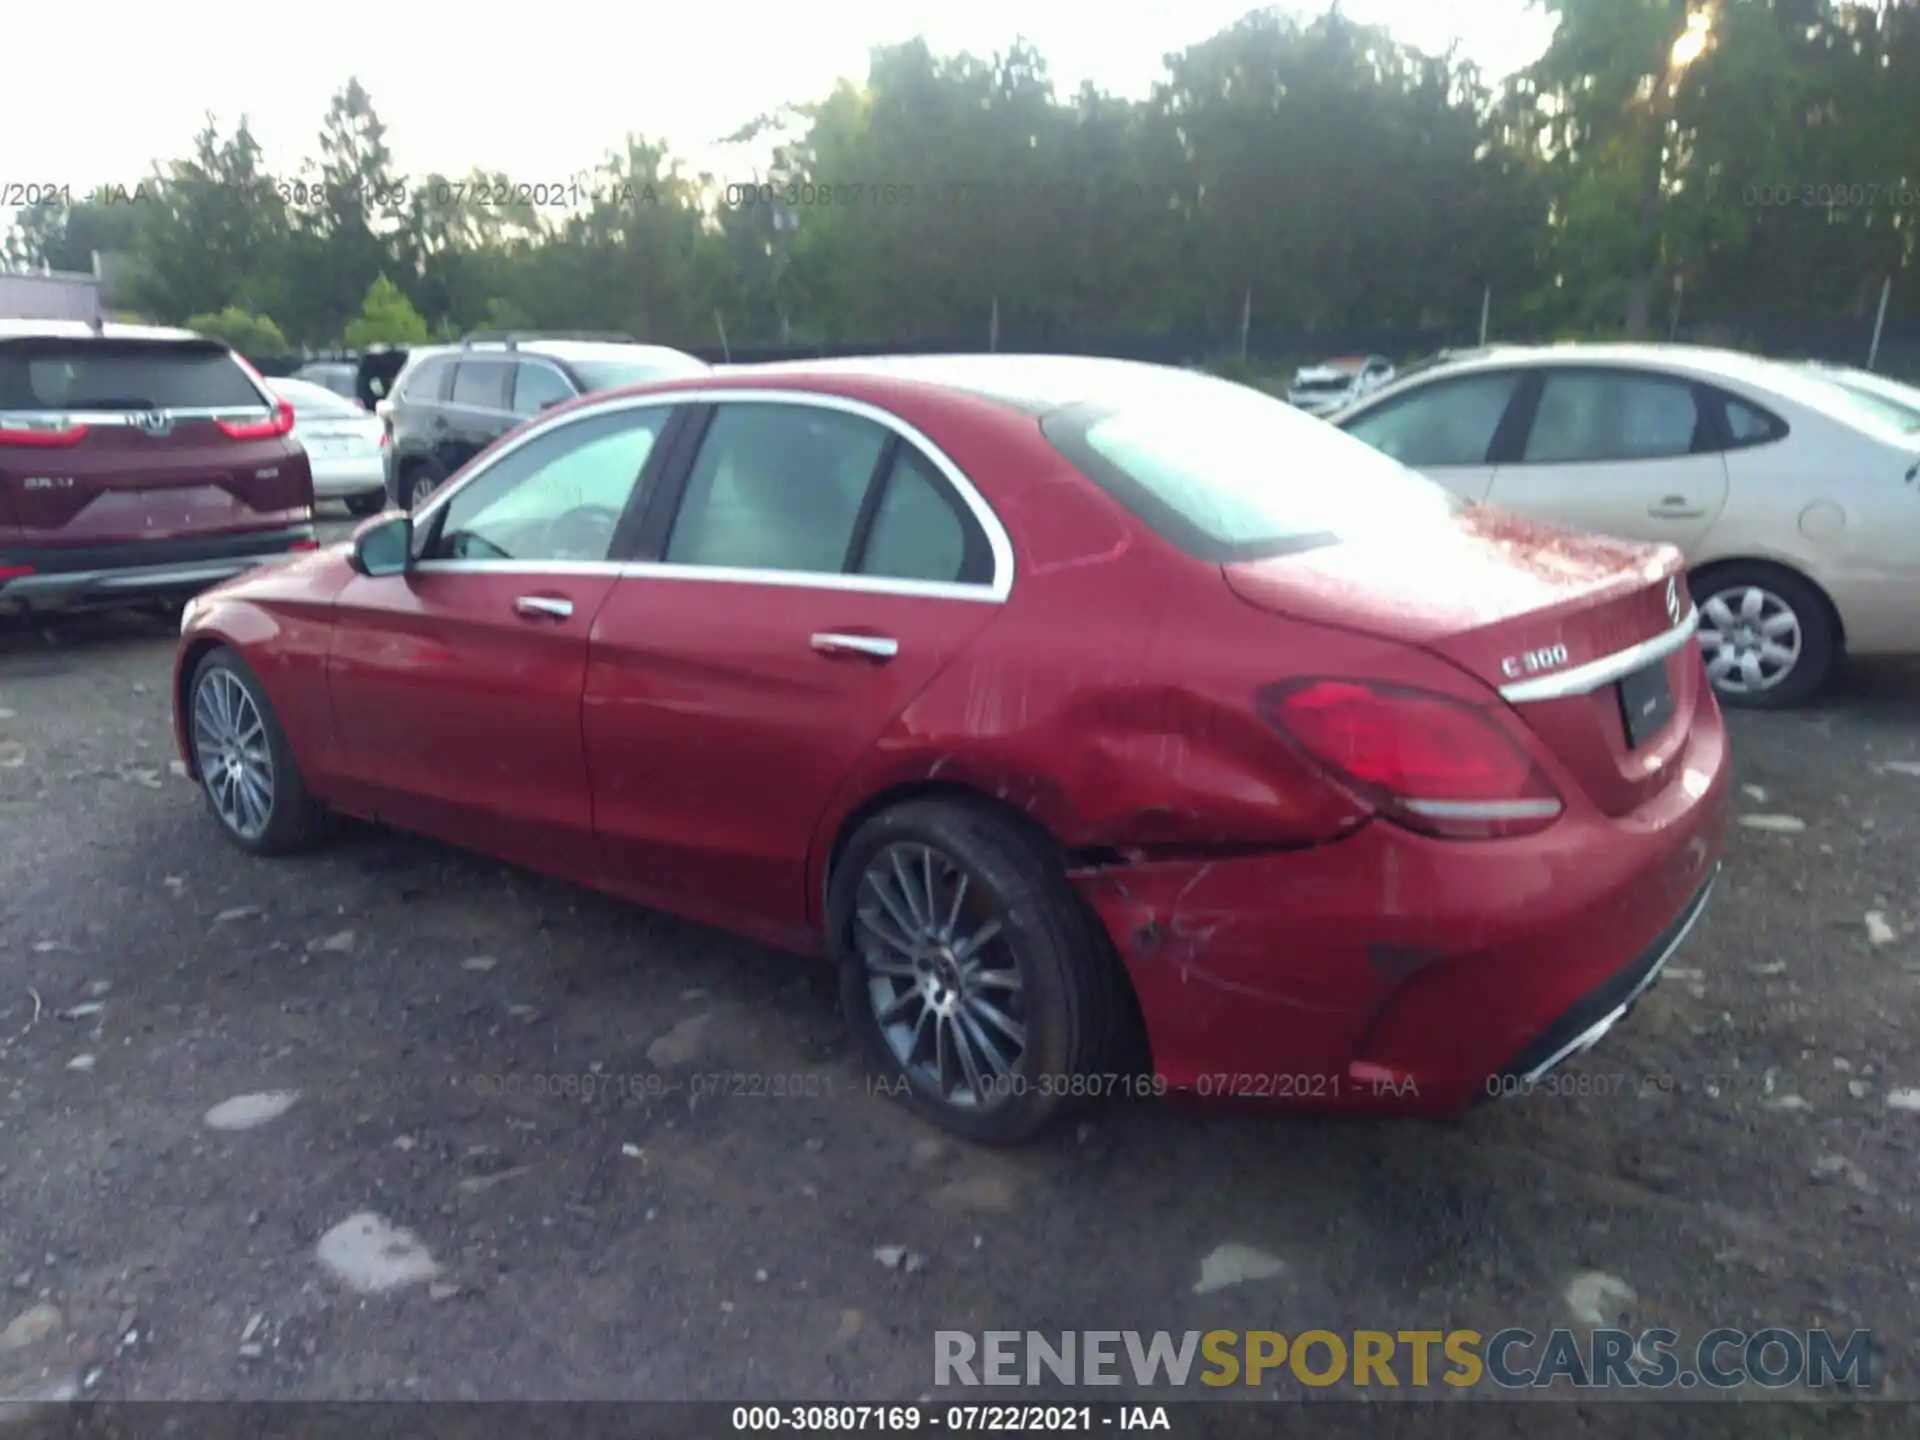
857, 445, 989, 584
1722, 396, 1788, 446
1044, 378, 1466, 563
0, 340, 264, 412
1521, 370, 1702, 463
666, 403, 888, 574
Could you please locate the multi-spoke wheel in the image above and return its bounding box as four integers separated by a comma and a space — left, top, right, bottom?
1691, 563, 1836, 709
830, 799, 1134, 1144
858, 843, 1028, 1109
187, 648, 326, 855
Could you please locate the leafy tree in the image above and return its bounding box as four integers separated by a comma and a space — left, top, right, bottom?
7, 5, 1913, 354
184, 306, 290, 356
344, 275, 429, 349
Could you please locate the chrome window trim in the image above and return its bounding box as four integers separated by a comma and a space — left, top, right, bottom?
408, 388, 1015, 602
1499, 606, 1701, 704
414, 559, 625, 577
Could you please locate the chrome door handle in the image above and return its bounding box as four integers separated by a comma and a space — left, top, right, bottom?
514, 595, 573, 620
811, 632, 898, 661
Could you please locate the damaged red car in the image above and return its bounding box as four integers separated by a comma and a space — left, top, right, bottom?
172, 356, 1729, 1143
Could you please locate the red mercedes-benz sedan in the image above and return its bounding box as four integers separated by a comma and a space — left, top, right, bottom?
172, 355, 1729, 1143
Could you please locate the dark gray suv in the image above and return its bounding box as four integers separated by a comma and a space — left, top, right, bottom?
383, 332, 708, 510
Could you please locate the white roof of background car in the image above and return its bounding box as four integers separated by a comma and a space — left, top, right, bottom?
0, 319, 203, 341
1377, 341, 1903, 431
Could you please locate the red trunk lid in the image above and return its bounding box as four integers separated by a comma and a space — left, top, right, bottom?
1223, 508, 1703, 818
0, 335, 312, 549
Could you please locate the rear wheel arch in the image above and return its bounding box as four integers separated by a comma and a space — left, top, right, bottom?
175, 636, 232, 778
823, 781, 1067, 918
824, 782, 1151, 1139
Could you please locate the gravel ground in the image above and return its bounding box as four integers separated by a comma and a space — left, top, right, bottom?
2, 515, 1917, 1416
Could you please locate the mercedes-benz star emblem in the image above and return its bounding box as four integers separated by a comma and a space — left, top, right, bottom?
1665, 577, 1682, 626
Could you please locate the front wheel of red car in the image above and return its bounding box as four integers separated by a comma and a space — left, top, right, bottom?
187, 648, 327, 857
830, 799, 1125, 1145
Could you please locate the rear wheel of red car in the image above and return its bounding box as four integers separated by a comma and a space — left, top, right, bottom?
188, 648, 326, 856
830, 799, 1124, 1145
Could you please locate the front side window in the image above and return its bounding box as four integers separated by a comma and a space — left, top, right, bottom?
424, 406, 668, 564
665, 404, 889, 574
512, 362, 575, 416
1521, 370, 1701, 464
1342, 371, 1524, 468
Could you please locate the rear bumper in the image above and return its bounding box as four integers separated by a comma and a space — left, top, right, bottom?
1074, 701, 1731, 1114
0, 525, 316, 611
310, 455, 387, 499
1492, 868, 1718, 1087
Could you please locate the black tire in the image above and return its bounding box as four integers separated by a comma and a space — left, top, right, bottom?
829, 798, 1128, 1144
344, 490, 386, 517
1690, 562, 1839, 710
403, 460, 446, 511
186, 647, 329, 856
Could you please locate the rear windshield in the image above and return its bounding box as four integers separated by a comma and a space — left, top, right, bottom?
568, 353, 709, 393
275, 380, 364, 420
1807, 373, 1920, 432
1042, 378, 1467, 562
0, 340, 265, 413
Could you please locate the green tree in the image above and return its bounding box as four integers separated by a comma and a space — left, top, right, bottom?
184, 306, 290, 356
344, 275, 429, 349
122, 115, 289, 323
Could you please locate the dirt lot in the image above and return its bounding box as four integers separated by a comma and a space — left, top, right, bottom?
2, 518, 1917, 1416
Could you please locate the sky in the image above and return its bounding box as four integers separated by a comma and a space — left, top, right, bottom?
0, 1, 1555, 196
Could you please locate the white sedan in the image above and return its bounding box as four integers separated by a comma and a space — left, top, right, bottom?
271, 376, 388, 516
1333, 343, 1920, 707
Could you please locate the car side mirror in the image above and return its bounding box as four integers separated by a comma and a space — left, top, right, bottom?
349, 513, 412, 577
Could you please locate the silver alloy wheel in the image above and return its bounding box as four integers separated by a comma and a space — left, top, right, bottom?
191, 669, 276, 840
1698, 585, 1803, 695
408, 473, 438, 508
855, 843, 1027, 1109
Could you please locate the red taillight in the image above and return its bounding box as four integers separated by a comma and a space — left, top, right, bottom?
0, 421, 88, 447
216, 399, 295, 440
289, 539, 320, 552
1257, 678, 1564, 840
0, 564, 35, 581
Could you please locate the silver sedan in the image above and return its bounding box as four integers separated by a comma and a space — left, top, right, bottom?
271, 376, 388, 516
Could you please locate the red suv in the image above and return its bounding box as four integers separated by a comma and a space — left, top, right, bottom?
0, 321, 317, 616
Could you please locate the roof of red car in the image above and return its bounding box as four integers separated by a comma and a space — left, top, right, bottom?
630, 353, 1221, 418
